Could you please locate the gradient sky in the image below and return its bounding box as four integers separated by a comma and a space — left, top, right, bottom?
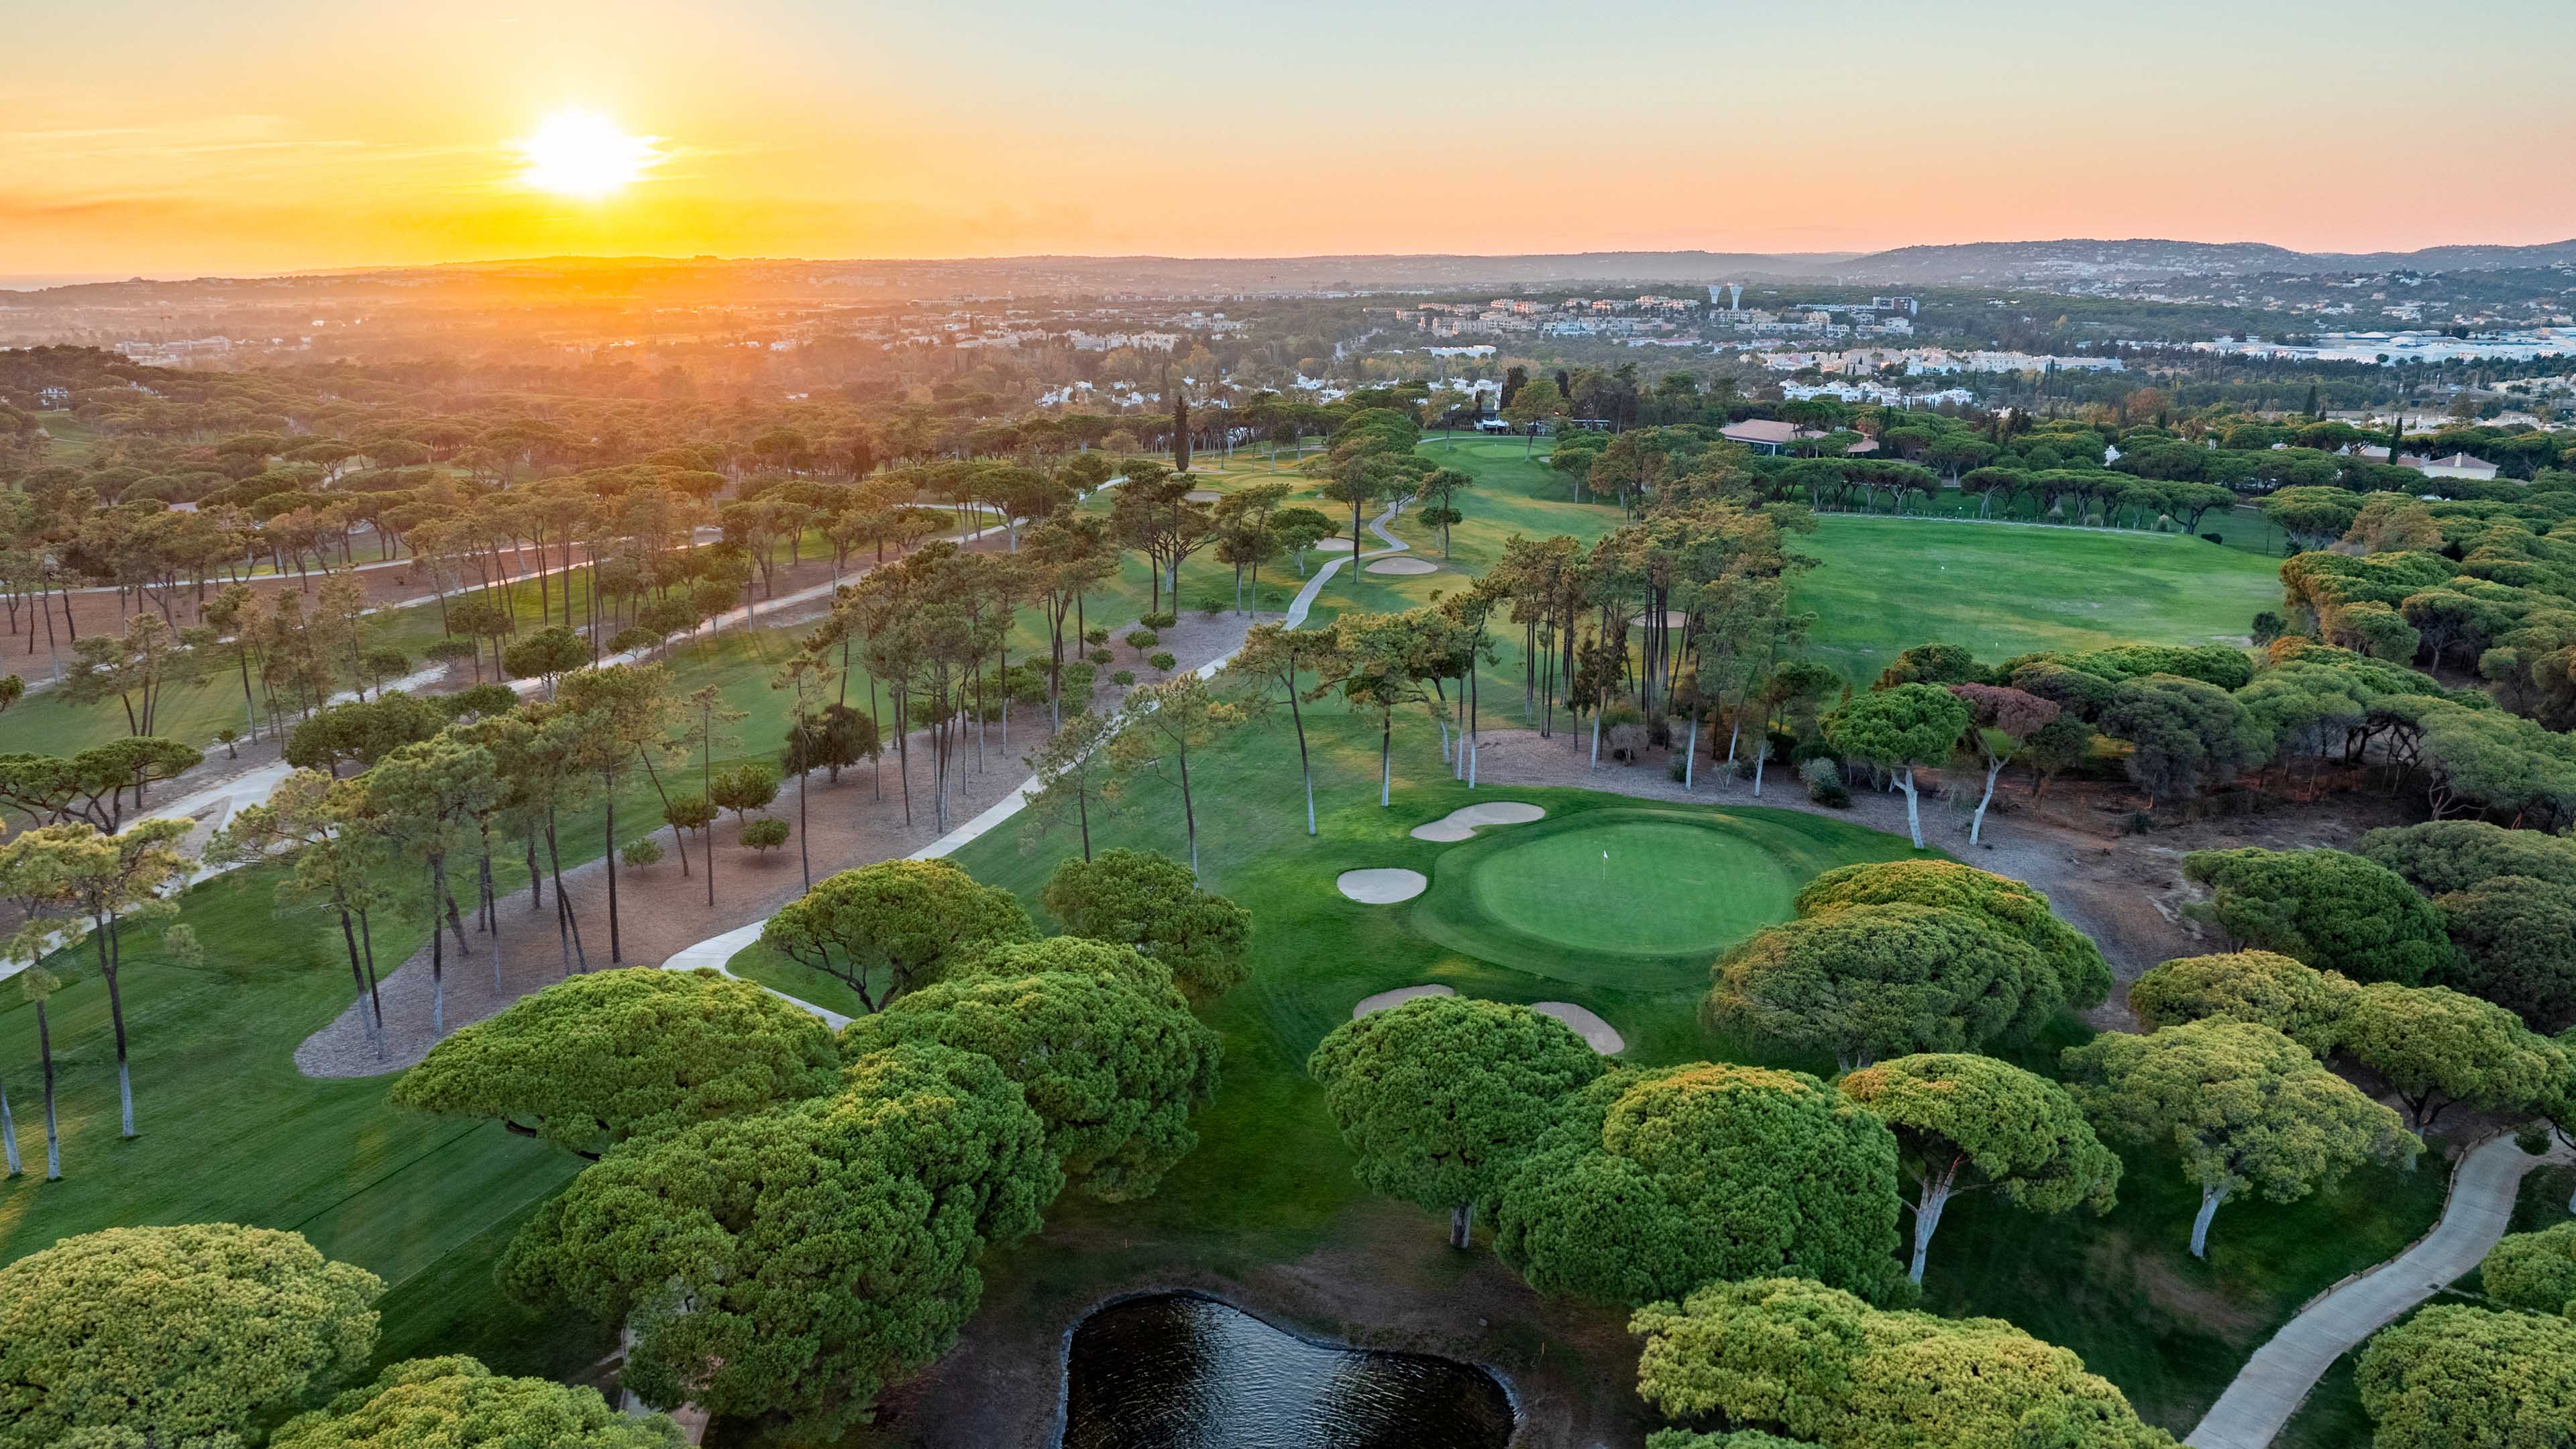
8, 0, 2574, 279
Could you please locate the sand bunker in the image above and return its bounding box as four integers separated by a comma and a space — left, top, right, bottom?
1631, 610, 1689, 629
1183, 489, 1222, 503
1336, 867, 1428, 904
1352, 983, 1456, 1019
1532, 1002, 1625, 1054
1364, 556, 1439, 576
1409, 801, 1547, 843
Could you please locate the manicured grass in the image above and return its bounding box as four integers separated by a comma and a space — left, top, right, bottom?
0, 866, 606, 1377
1415, 806, 1892, 991
728, 938, 875, 1020
1472, 815, 1795, 957
1789, 517, 2286, 686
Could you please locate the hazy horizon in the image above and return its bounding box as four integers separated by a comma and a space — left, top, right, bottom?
10, 0, 2573, 279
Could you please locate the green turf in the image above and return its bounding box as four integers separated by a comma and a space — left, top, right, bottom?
1789, 517, 2286, 686
1469, 814, 1801, 956
1411, 806, 1884, 991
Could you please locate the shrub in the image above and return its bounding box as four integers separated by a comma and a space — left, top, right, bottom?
1060, 661, 1098, 696
1112, 670, 1136, 686
1802, 756, 1849, 806
215, 725, 241, 759
1148, 651, 1177, 674
2201, 532, 2225, 545
1197, 597, 1223, 617
607, 625, 662, 654
741, 818, 790, 854
1141, 610, 1177, 630
620, 838, 663, 869
1083, 627, 1110, 647
1600, 703, 1648, 762
1088, 647, 1114, 666
1124, 628, 1161, 651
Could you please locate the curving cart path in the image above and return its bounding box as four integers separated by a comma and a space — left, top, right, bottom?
656, 500, 1417, 1002
4, 507, 1040, 985
2184, 1131, 2575, 1449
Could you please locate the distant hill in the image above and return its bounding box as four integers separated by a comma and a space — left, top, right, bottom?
1832, 237, 2576, 283
13, 237, 2573, 305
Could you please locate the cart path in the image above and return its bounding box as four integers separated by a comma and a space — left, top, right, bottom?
655, 498, 1416, 996
2185, 1131, 2575, 1449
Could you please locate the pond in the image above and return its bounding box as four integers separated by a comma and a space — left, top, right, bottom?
1061, 1292, 1517, 1448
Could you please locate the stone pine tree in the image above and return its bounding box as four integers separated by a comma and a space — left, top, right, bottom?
499, 1044, 1056, 1441
1945, 682, 2061, 845
1706, 904, 2059, 1071
1792, 859, 2112, 1012
2356, 1304, 2576, 1449
758, 859, 1034, 1014
273, 1356, 684, 1449
1225, 622, 1344, 836
364, 738, 501, 1034
1040, 847, 1251, 1002
1631, 1277, 2173, 1449
1308, 997, 1606, 1248
13, 966, 66, 1179
2126, 951, 2357, 1055
1837, 1053, 2121, 1284
1106, 675, 1238, 879
0, 1224, 384, 1449
1490, 1063, 1909, 1306
1021, 708, 1117, 861
557, 662, 679, 962
2062, 1019, 2419, 1258
0, 816, 192, 1139
2478, 1220, 2576, 1317
1823, 683, 1971, 849
845, 966, 1222, 1201
392, 969, 841, 1156
2331, 982, 2569, 1132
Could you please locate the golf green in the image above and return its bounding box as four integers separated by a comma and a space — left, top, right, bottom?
1412, 807, 1823, 991
1470, 818, 1794, 955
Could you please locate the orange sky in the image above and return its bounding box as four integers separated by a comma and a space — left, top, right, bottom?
8, 0, 2574, 280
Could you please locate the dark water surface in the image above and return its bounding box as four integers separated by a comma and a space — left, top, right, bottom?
1061, 1293, 1516, 1448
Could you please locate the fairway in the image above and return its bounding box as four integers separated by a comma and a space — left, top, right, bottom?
1792, 517, 2283, 684
1468, 814, 1794, 957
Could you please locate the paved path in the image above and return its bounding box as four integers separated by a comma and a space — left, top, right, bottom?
657, 497, 1417, 998
0, 506, 1036, 982
2186, 1132, 2576, 1449
659, 921, 852, 1030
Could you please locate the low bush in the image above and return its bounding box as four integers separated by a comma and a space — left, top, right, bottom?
740, 818, 790, 854
1802, 756, 1850, 807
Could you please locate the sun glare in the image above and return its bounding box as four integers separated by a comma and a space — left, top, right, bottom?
515, 109, 660, 199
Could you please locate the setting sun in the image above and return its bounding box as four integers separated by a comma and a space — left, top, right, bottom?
513, 109, 661, 199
